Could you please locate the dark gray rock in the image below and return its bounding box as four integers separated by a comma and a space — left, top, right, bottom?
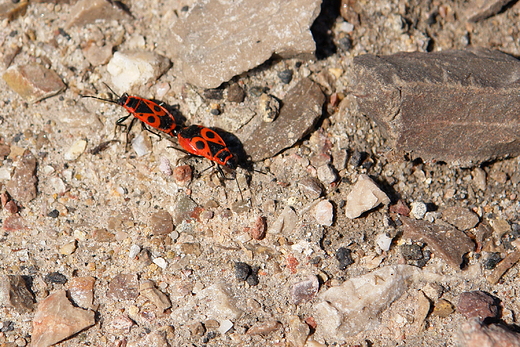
352, 48, 520, 167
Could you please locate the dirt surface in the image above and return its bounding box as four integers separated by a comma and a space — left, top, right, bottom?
1, 0, 520, 346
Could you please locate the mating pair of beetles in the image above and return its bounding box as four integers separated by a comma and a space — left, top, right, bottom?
82, 86, 238, 176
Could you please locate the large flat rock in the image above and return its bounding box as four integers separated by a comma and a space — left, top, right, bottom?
352, 48, 520, 167
167, 0, 322, 88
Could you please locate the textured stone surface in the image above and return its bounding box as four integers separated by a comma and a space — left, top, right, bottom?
314, 265, 419, 340
239, 78, 325, 161
441, 206, 480, 231
402, 217, 475, 269
457, 291, 499, 321
67, 276, 95, 310
352, 48, 520, 167
3, 63, 65, 103
457, 318, 520, 347
31, 290, 95, 347
5, 150, 38, 204
0, 275, 34, 313
464, 0, 514, 22
66, 0, 129, 28
107, 274, 139, 300
168, 0, 322, 88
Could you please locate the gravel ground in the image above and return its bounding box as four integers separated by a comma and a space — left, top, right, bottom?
1, 0, 520, 346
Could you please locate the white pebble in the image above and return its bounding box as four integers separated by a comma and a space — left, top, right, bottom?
131, 132, 152, 157
218, 319, 234, 334
375, 233, 393, 252
129, 244, 141, 259
410, 201, 427, 219
159, 156, 172, 175
153, 257, 168, 269
345, 174, 390, 219
315, 200, 334, 226
63, 139, 87, 161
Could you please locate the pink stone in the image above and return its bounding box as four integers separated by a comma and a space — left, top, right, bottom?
31, 290, 95, 347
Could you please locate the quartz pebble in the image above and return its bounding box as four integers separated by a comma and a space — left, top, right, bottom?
375, 233, 393, 252
107, 51, 171, 93
131, 132, 152, 157
31, 290, 95, 347
63, 139, 87, 161
345, 174, 390, 219
314, 265, 420, 340
198, 283, 243, 321
314, 200, 334, 226
317, 164, 338, 185
410, 201, 428, 219
269, 205, 298, 235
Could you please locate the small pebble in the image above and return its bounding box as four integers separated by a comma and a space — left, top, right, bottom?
314, 200, 334, 226
278, 69, 293, 84
63, 139, 87, 161
345, 174, 390, 219
131, 132, 152, 157
457, 291, 499, 321
472, 167, 487, 191
410, 201, 428, 219
375, 233, 393, 252
234, 262, 252, 281
291, 275, 319, 305
129, 244, 141, 259
203, 88, 224, 100
432, 299, 454, 317
336, 247, 354, 270
153, 257, 168, 269
173, 165, 193, 186
227, 83, 245, 103
44, 272, 68, 284
483, 252, 502, 270
159, 156, 172, 176
150, 210, 174, 235
249, 216, 267, 240
298, 177, 323, 199
59, 241, 77, 255
247, 320, 282, 335
317, 164, 338, 184
218, 319, 233, 334
258, 93, 280, 122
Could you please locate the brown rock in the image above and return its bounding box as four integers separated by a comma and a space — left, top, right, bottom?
352, 49, 520, 167
227, 83, 245, 103
139, 280, 171, 312
441, 206, 480, 231
239, 78, 325, 161
0, 275, 35, 313
247, 320, 282, 335
91, 228, 116, 242
31, 290, 95, 347
150, 210, 174, 235
66, 0, 130, 28
487, 251, 520, 285
433, 298, 455, 318
3, 64, 65, 103
249, 216, 267, 240
291, 275, 319, 305
457, 291, 499, 321
107, 274, 139, 300
401, 217, 475, 269
5, 150, 37, 204
2, 214, 27, 231
168, 0, 321, 88
457, 318, 520, 347
173, 165, 193, 186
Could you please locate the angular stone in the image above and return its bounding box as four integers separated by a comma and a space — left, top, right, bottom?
139, 280, 171, 312
352, 49, 520, 167
487, 251, 520, 285
67, 277, 95, 310
0, 275, 35, 313
31, 290, 95, 347
3, 64, 65, 103
167, 0, 322, 88
291, 275, 319, 305
287, 315, 310, 347
239, 78, 325, 161
198, 283, 243, 321
441, 206, 480, 231
457, 291, 499, 321
107, 274, 139, 300
5, 150, 37, 204
315, 200, 334, 226
401, 217, 475, 269
345, 174, 390, 219
150, 210, 174, 235
66, 0, 129, 28
247, 320, 282, 335
314, 265, 419, 340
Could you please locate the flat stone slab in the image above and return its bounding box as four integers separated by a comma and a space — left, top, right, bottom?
167, 0, 322, 88
238, 78, 325, 161
352, 48, 520, 167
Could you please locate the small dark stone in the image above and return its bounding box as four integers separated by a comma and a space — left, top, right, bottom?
0, 321, 14, 332
210, 108, 221, 115
246, 271, 259, 286
249, 86, 265, 97
203, 88, 223, 100
278, 69, 293, 84
47, 209, 59, 218
483, 252, 502, 270
349, 150, 367, 167
337, 35, 352, 51
234, 262, 251, 281
227, 83, 245, 103
336, 247, 354, 270
44, 272, 67, 284
401, 244, 423, 261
